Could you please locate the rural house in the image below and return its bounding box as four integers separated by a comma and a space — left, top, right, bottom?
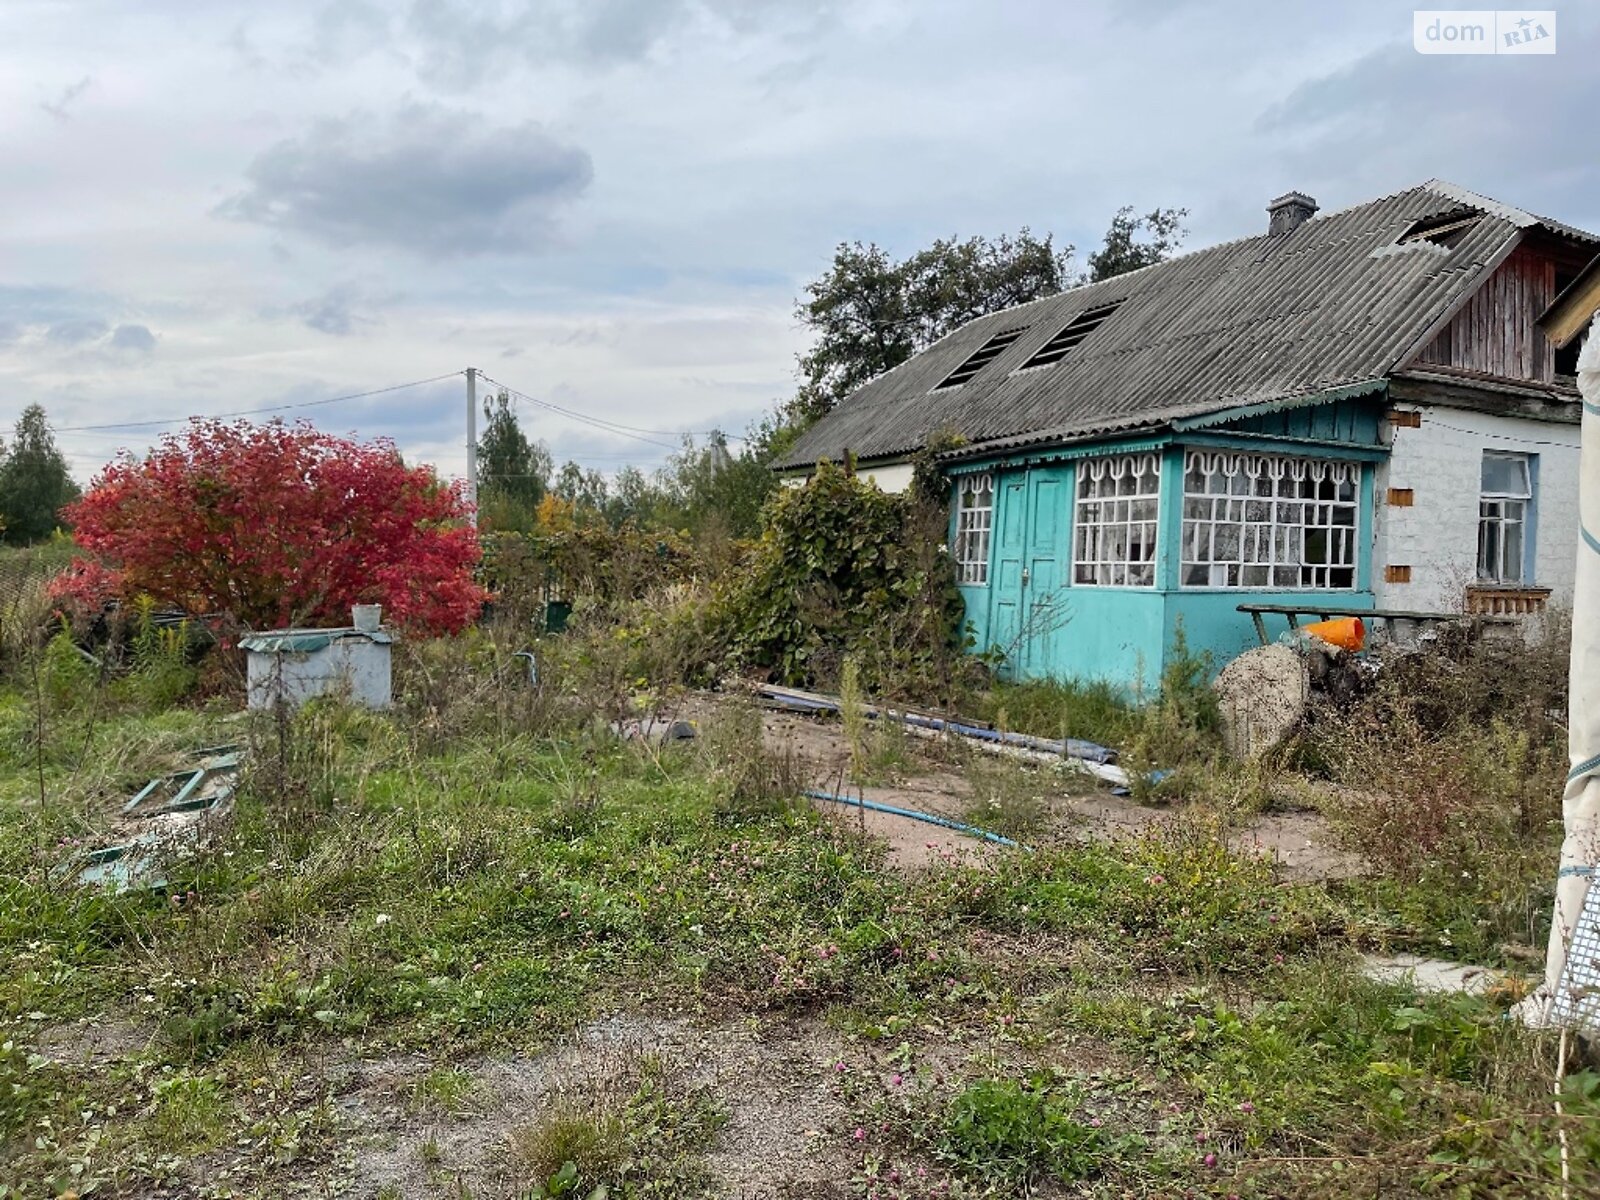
775, 181, 1598, 688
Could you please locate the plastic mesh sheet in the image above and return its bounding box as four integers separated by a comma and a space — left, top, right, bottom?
1552, 882, 1600, 1035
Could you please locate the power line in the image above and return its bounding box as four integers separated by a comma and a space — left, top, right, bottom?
1422, 416, 1582, 448
52, 371, 466, 433
479, 376, 677, 451
477, 372, 747, 448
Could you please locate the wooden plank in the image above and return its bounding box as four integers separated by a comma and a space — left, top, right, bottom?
1539, 252, 1600, 349
1237, 601, 1517, 625
1394, 230, 1525, 372
1388, 371, 1579, 422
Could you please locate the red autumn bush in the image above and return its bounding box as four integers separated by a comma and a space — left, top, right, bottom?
54, 419, 488, 635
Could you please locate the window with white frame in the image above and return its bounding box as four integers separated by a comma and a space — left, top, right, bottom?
1477, 452, 1533, 584
953, 473, 994, 585
1073, 453, 1160, 586
1181, 451, 1359, 589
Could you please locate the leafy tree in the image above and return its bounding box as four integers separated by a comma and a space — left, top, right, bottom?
653, 431, 775, 540
476, 390, 552, 530
789, 230, 1072, 425
0, 404, 80, 544
1084, 206, 1189, 283
54, 419, 487, 634
608, 465, 657, 526
722, 459, 967, 697
553, 460, 612, 517
786, 209, 1187, 426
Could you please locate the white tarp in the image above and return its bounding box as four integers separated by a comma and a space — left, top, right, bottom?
1537, 313, 1600, 1024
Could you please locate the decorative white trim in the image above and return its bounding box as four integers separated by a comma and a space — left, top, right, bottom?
954, 473, 994, 586
1181, 451, 1360, 589
1073, 453, 1160, 587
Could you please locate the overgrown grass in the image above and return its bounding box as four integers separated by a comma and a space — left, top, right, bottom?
0, 631, 1587, 1197
971, 677, 1137, 748
508, 1053, 726, 1197
1289, 625, 1570, 964
972, 627, 1221, 786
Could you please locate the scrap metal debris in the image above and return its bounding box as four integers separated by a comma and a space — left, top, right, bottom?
56, 744, 243, 892
753, 683, 1127, 786
613, 717, 698, 745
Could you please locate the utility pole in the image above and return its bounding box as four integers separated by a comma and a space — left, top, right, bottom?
465, 366, 479, 525
707, 429, 732, 476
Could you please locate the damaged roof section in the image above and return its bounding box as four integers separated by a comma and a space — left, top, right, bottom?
776, 180, 1598, 470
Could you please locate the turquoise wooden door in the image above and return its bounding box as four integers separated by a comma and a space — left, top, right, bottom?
990, 475, 1028, 673
988, 466, 1072, 680
1021, 467, 1070, 677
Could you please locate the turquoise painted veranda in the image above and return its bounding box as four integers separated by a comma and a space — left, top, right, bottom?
950, 395, 1384, 690
777, 181, 1595, 689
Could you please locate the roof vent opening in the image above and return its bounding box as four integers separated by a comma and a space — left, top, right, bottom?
1397, 207, 1482, 250
933, 326, 1028, 390
1018, 301, 1125, 371
1267, 191, 1319, 236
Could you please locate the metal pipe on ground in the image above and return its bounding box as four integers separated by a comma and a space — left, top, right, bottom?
754, 683, 1129, 786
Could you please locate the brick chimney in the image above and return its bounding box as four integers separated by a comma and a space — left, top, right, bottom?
1267, 191, 1318, 236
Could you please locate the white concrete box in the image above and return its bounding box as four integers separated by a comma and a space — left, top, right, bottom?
240, 627, 393, 711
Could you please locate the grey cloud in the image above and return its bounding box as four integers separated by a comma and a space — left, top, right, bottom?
1256, 31, 1600, 223
47, 317, 110, 345
221, 103, 593, 256
293, 285, 375, 336
302, 304, 356, 336
306, 1, 393, 65
110, 323, 158, 353
40, 76, 92, 121
403, 0, 835, 87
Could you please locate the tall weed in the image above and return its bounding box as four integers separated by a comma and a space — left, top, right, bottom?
1306, 630, 1568, 956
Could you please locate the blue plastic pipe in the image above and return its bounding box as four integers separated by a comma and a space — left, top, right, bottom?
803, 788, 1025, 850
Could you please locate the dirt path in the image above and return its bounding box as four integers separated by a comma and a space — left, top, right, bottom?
756, 707, 1361, 880
328, 1014, 862, 1199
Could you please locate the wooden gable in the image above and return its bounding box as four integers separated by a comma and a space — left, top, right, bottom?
1415, 245, 1557, 382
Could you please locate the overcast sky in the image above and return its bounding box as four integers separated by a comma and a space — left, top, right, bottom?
2, 0, 1596, 484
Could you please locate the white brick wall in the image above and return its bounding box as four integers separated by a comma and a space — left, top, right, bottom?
1374, 405, 1581, 612
782, 460, 915, 493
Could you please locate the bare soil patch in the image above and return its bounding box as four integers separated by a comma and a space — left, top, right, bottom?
756, 706, 1361, 880
325, 1014, 859, 1200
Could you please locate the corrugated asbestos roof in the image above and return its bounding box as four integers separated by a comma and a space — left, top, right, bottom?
775, 180, 1597, 469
